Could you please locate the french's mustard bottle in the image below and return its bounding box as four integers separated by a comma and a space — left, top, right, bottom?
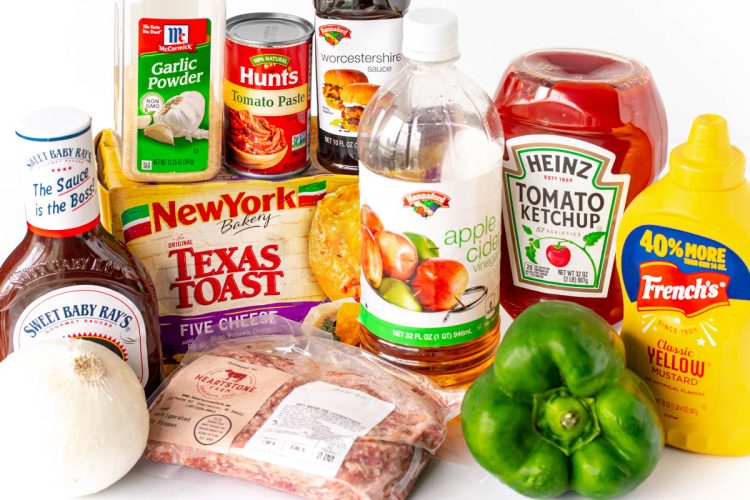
617, 114, 750, 455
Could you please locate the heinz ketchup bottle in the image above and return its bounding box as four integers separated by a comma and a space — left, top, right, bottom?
494, 49, 667, 323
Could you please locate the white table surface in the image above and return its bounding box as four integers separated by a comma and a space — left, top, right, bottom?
94, 441, 750, 500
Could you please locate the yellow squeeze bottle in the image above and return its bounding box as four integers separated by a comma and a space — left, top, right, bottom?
617, 114, 750, 455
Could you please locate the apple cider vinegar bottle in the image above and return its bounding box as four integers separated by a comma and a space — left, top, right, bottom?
357, 8, 503, 387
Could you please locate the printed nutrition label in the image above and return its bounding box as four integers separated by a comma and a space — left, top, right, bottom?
241, 381, 395, 478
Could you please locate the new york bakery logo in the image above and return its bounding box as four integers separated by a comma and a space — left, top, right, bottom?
637, 261, 730, 317
319, 24, 352, 46
160, 24, 195, 53
195, 367, 257, 399
403, 191, 450, 218
120, 181, 327, 243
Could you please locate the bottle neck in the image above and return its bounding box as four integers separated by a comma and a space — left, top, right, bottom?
18, 127, 101, 238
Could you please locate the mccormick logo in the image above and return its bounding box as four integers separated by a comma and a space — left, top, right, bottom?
403, 191, 450, 218
164, 24, 189, 45
195, 367, 257, 399
159, 24, 195, 53
318, 24, 352, 46
637, 261, 730, 317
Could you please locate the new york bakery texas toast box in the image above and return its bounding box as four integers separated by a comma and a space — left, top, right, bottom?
96, 130, 356, 373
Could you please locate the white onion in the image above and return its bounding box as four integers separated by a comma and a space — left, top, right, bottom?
0, 339, 149, 497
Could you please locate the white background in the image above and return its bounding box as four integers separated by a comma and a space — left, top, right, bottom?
2, 0, 749, 260
2, 1, 750, 499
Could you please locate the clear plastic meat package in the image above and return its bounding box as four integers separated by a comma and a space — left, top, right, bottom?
143, 315, 462, 499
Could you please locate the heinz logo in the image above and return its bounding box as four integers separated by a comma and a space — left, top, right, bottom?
637, 261, 730, 317
164, 25, 189, 46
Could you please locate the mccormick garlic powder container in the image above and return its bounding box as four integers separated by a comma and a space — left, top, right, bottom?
224, 13, 313, 178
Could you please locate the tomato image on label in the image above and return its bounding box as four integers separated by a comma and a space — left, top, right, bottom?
545, 244, 572, 268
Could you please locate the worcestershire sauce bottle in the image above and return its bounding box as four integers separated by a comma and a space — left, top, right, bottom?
314, 0, 410, 173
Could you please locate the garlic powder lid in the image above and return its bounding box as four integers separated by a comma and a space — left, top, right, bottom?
16, 107, 91, 142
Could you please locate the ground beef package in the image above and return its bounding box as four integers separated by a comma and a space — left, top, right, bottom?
144, 316, 461, 499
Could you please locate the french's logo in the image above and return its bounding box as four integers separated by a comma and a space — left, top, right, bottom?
637, 261, 730, 317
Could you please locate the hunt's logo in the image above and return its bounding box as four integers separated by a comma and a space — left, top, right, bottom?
403, 191, 450, 218
637, 261, 730, 317
120, 182, 327, 243
318, 24, 352, 46
195, 367, 257, 399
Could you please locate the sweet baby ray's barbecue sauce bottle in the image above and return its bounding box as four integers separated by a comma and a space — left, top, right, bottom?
618, 115, 750, 456
0, 108, 163, 395
494, 49, 667, 324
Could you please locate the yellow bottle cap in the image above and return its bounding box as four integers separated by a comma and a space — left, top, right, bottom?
669, 114, 745, 191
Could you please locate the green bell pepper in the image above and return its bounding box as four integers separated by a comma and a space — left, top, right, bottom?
462, 301, 663, 499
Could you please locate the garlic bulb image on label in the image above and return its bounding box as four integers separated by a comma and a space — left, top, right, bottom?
153, 90, 209, 141
0, 339, 149, 497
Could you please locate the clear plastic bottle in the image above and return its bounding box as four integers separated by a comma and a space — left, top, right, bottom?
357, 8, 503, 387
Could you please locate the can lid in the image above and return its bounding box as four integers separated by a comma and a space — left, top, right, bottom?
16, 107, 91, 142
227, 13, 313, 47
403, 8, 459, 62
669, 114, 745, 191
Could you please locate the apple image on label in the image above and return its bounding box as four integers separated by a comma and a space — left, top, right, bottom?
404, 232, 440, 261
411, 258, 469, 311
362, 227, 383, 288
376, 231, 419, 280
361, 204, 384, 235
546, 244, 571, 268
378, 277, 422, 312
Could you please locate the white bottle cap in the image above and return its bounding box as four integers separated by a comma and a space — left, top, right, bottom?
402, 8, 460, 62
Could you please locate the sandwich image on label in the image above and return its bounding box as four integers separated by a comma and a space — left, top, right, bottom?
322, 69, 368, 110
339, 83, 379, 132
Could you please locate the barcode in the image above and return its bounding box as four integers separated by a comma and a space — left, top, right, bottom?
141, 160, 152, 171
316, 452, 336, 463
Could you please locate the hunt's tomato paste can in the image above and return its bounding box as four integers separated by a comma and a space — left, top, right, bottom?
224, 13, 313, 178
